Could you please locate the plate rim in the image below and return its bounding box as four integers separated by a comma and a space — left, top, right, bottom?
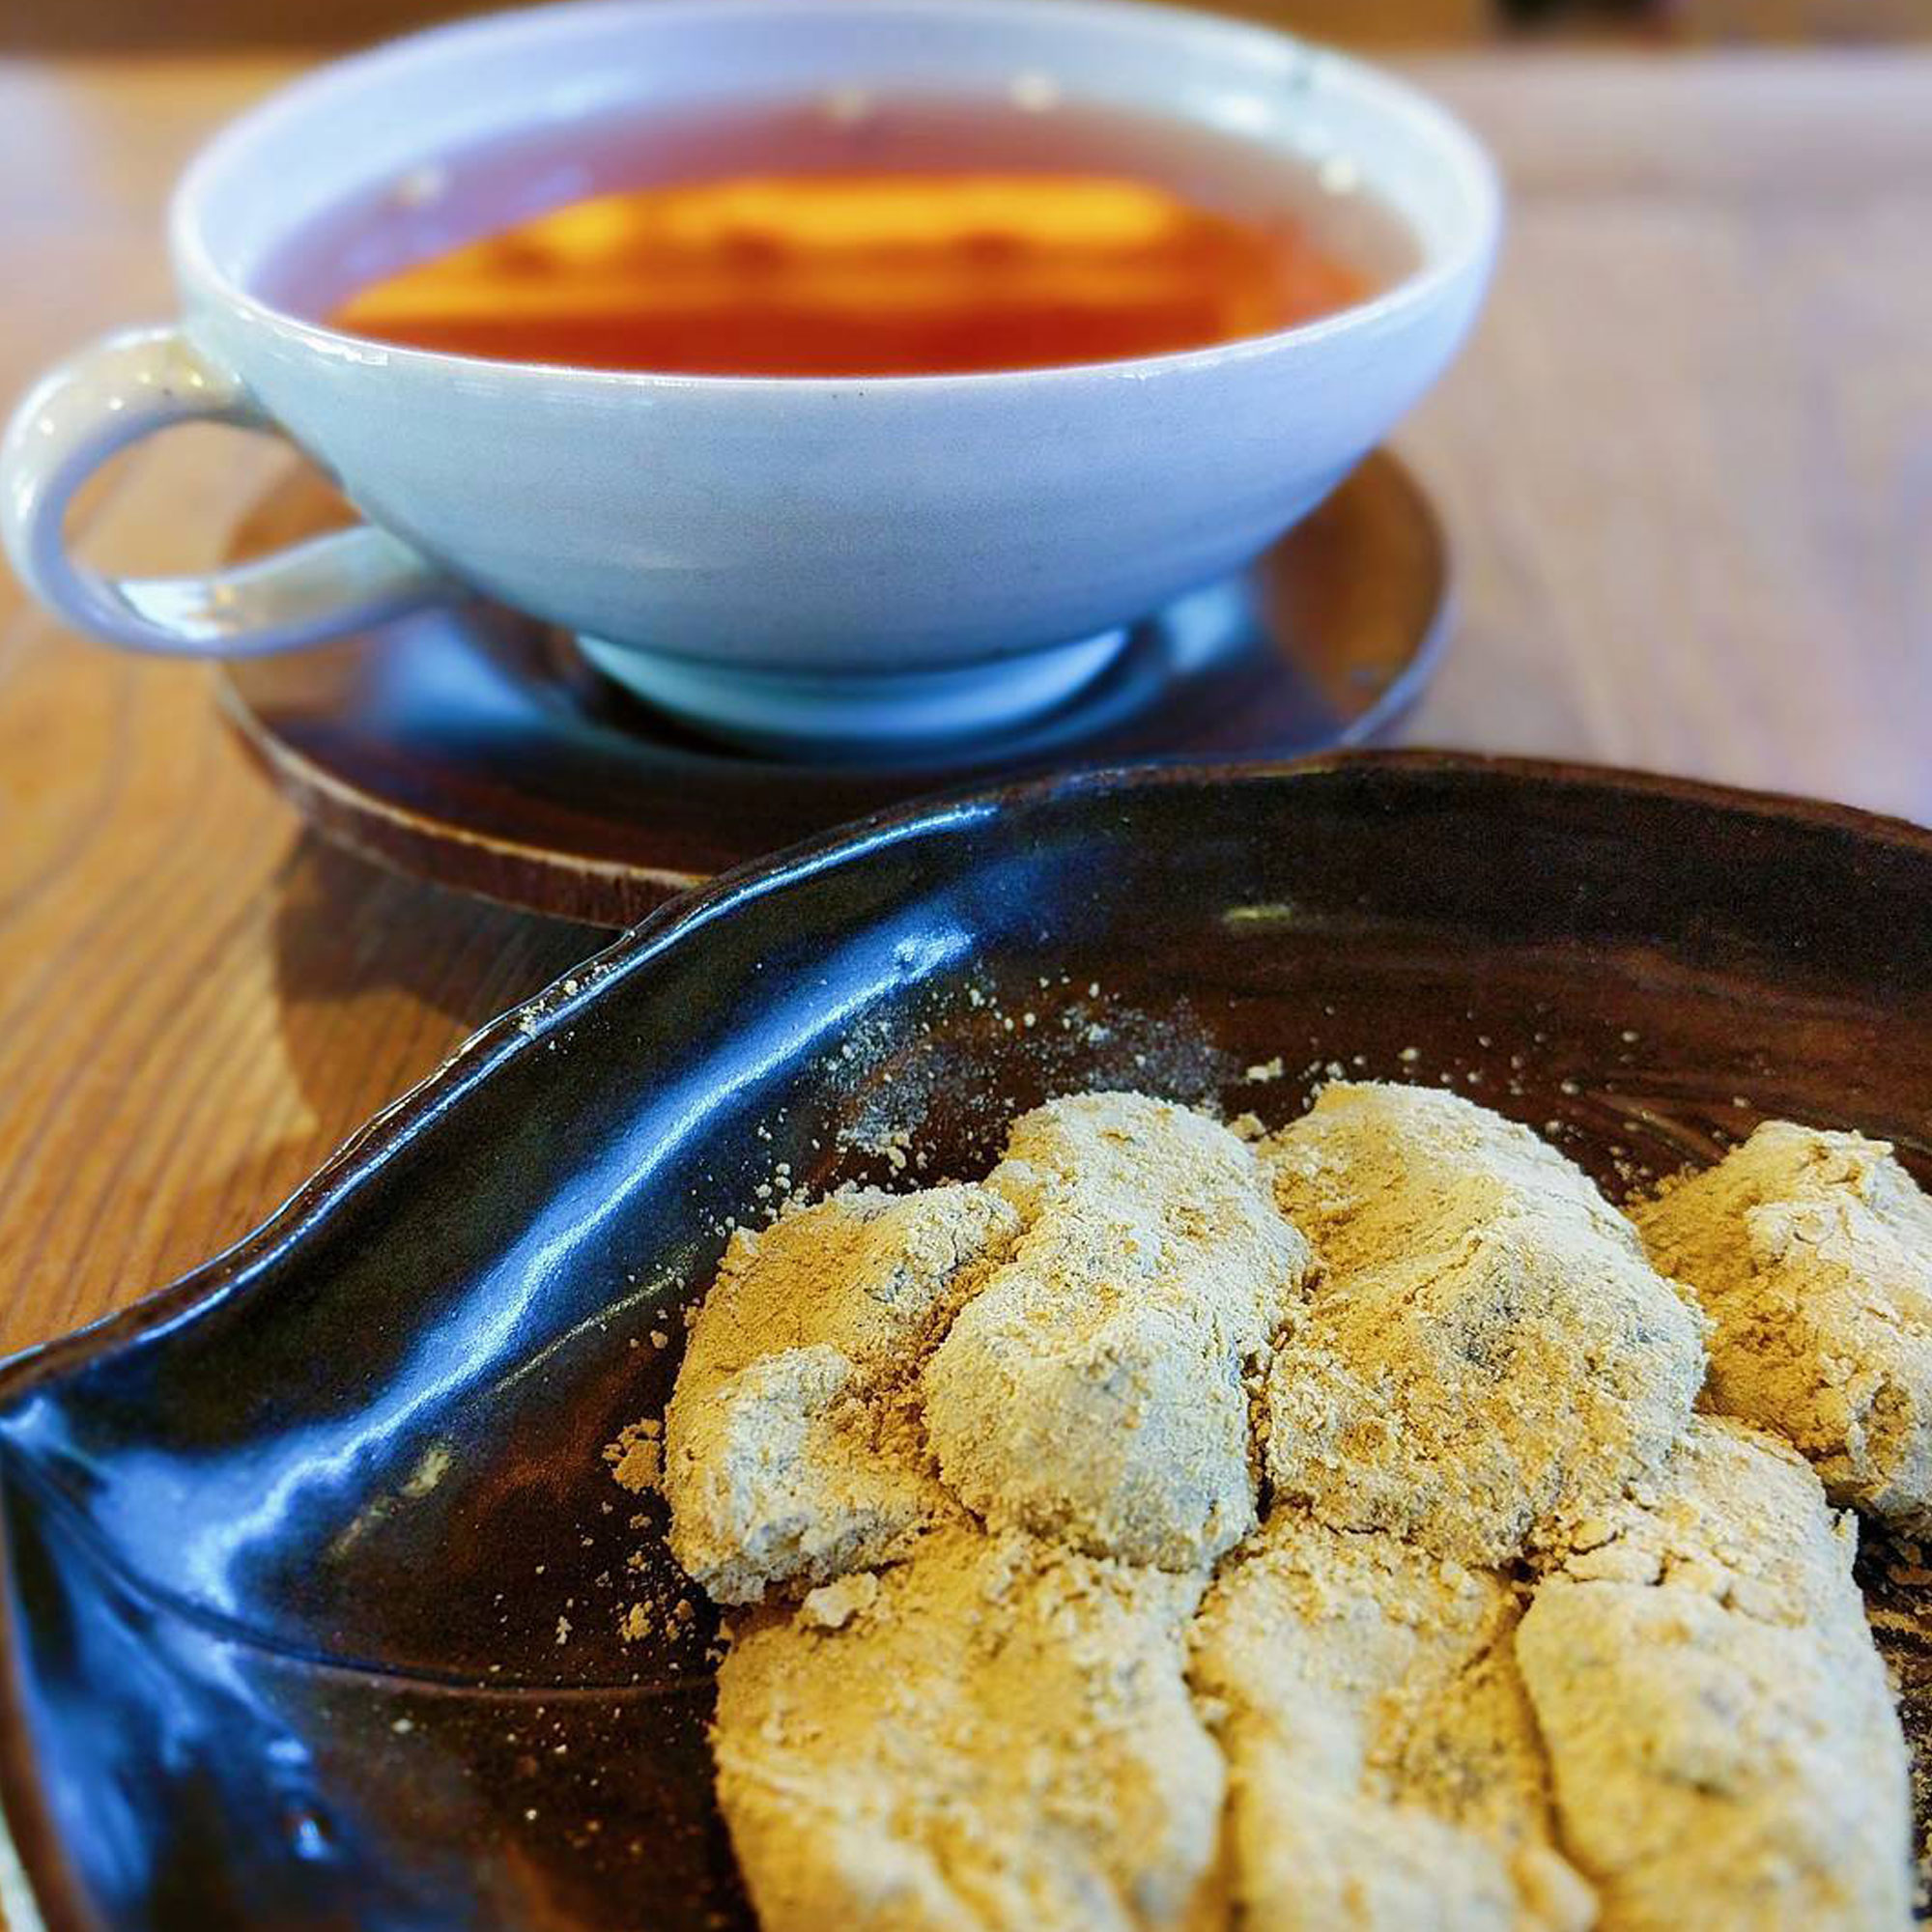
4, 745, 1931, 1931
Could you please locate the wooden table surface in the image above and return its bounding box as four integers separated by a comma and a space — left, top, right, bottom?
2, 49, 1930, 1363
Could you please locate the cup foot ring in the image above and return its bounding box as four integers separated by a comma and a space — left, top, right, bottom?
574, 629, 1131, 758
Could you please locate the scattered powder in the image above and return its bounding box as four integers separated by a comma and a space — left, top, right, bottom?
602, 1420, 663, 1494
616, 1574, 703, 1646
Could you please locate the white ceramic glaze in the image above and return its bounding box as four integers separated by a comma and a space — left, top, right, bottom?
1, 327, 443, 655
0, 0, 1501, 745
579, 625, 1132, 754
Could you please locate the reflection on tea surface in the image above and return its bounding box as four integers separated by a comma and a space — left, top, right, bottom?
277, 92, 1412, 378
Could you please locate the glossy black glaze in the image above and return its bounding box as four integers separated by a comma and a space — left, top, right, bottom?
4, 753, 1932, 1930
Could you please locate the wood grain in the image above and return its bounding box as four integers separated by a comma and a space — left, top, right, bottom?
2, 48, 1930, 1367
0, 60, 601, 1363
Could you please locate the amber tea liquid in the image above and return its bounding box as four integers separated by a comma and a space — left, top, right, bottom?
275, 92, 1413, 379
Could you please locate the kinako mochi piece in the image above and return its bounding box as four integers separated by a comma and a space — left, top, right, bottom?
661, 1182, 1020, 1603
1517, 1415, 1913, 1932
712, 1524, 1224, 1932
1634, 1121, 1932, 1528
1258, 1082, 1708, 1567
923, 1093, 1313, 1573
1189, 1507, 1595, 1932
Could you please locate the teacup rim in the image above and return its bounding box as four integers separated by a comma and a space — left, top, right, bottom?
170, 0, 1504, 395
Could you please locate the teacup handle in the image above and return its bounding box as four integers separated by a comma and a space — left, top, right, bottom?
1, 324, 446, 656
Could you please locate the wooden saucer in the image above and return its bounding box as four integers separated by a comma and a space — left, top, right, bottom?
218, 451, 1449, 925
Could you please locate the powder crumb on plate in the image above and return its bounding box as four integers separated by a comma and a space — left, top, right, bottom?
602, 1422, 663, 1493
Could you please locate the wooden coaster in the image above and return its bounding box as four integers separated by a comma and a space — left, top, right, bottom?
218, 450, 1448, 925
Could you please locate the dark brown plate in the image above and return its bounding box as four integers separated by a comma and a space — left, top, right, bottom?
217, 452, 1449, 924
3, 753, 1931, 1930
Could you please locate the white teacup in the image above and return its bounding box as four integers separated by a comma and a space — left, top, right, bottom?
0, 0, 1499, 752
